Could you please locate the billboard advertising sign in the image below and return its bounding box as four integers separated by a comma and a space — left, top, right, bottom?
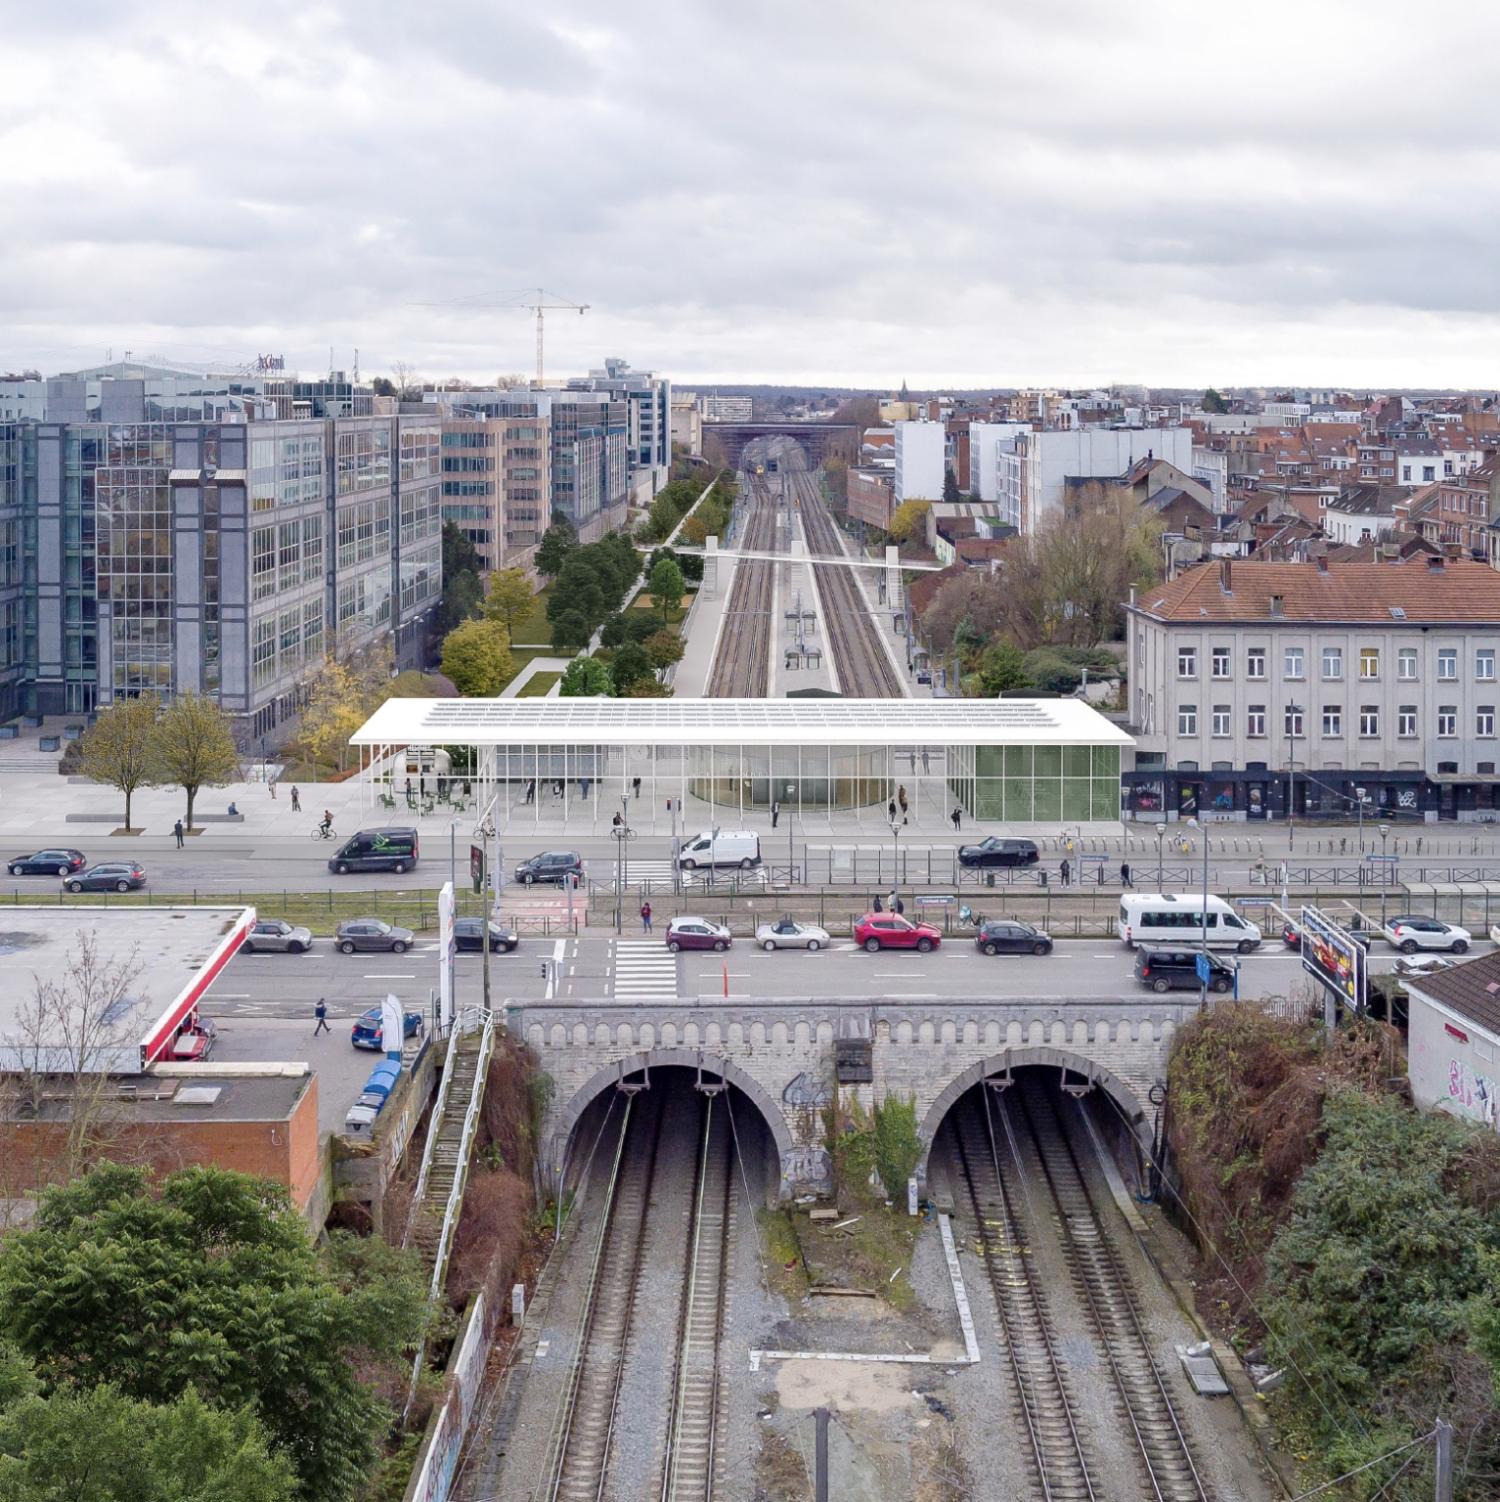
1299, 903, 1367, 1013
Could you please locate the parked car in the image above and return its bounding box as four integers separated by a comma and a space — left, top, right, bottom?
327, 827, 419, 875
755, 918, 830, 952
1283, 919, 1371, 952
514, 851, 584, 886
9, 848, 86, 877
854, 913, 942, 953
241, 918, 313, 954
453, 917, 519, 952
1382, 915, 1470, 954
65, 862, 146, 893
666, 916, 732, 953
166, 1017, 217, 1061
957, 837, 1040, 869
1134, 947, 1236, 994
350, 1006, 425, 1051
334, 919, 415, 954
974, 919, 1053, 957
1394, 954, 1457, 979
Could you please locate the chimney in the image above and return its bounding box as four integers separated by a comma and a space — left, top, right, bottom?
1219, 558, 1232, 592
1316, 553, 1329, 572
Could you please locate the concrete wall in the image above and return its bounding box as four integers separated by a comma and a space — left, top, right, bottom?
516, 997, 1187, 1200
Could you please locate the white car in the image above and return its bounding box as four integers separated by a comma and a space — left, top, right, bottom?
1383, 915, 1471, 954
755, 919, 830, 952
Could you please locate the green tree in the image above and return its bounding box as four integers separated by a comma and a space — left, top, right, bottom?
609, 640, 652, 694
150, 691, 239, 832
549, 560, 605, 632
599, 613, 629, 648
644, 629, 685, 671
440, 618, 514, 697
623, 677, 673, 698
648, 556, 685, 625
0, 1380, 295, 1502
942, 466, 961, 503
551, 610, 593, 653
887, 498, 931, 545
1202, 387, 1229, 414
437, 567, 483, 635
0, 1165, 428, 1502
534, 520, 576, 580
977, 639, 1031, 696
559, 657, 614, 697
441, 519, 482, 584
485, 567, 536, 639
646, 491, 682, 541
79, 693, 160, 832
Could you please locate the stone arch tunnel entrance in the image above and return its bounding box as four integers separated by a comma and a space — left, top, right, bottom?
552, 1050, 791, 1206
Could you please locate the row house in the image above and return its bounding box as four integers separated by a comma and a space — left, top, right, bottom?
1395, 459, 1499, 554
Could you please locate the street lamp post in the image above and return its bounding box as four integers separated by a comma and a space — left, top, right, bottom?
890, 818, 902, 908
473, 794, 500, 1020
1286, 704, 1302, 850
1187, 817, 1211, 1011
1378, 822, 1391, 926
1353, 785, 1367, 854
1154, 821, 1167, 893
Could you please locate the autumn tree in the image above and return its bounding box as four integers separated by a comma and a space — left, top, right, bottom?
151, 692, 238, 831
79, 693, 160, 832
887, 498, 931, 546
485, 567, 536, 639
440, 618, 514, 697
644, 629, 685, 671
297, 658, 367, 773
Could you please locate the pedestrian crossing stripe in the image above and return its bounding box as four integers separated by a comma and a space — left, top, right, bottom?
610, 939, 679, 997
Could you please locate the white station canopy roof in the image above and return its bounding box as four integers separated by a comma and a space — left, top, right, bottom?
351, 696, 1134, 749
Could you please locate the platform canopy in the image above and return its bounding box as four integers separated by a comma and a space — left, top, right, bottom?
351, 696, 1133, 750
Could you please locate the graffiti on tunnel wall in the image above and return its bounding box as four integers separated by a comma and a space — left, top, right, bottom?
1449, 1057, 1499, 1129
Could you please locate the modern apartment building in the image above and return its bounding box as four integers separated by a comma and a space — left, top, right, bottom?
1002, 428, 1194, 532
700, 394, 753, 423
567, 358, 670, 504
893, 421, 945, 505
670, 393, 702, 454
438, 415, 550, 573
1125, 556, 1500, 823
0, 423, 20, 722
967, 421, 1030, 519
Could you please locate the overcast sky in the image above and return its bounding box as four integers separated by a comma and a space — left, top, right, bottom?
3, 0, 1497, 391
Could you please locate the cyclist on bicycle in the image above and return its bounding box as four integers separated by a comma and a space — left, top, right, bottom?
320, 810, 334, 838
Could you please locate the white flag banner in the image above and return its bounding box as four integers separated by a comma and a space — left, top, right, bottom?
381, 994, 405, 1058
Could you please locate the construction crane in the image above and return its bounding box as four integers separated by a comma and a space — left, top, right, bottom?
408, 286, 588, 385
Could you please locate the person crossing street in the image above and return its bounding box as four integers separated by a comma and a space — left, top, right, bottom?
313, 998, 330, 1036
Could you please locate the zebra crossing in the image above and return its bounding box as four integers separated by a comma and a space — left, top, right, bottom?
600, 859, 770, 893
609, 938, 681, 1000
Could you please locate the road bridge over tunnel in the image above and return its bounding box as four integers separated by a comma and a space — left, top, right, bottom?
514, 997, 1188, 1203
702, 422, 858, 472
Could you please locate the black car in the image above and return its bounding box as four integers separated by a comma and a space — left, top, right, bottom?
513, 851, 584, 886
958, 837, 1040, 869
453, 917, 519, 953
65, 861, 146, 893
10, 848, 86, 877
1134, 947, 1235, 994
975, 919, 1053, 956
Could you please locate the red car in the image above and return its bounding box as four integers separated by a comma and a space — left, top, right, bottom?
854, 912, 941, 953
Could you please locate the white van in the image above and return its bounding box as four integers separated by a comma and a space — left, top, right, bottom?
677, 830, 761, 871
1117, 893, 1262, 953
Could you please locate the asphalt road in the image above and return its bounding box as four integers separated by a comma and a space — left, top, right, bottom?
196, 930, 1480, 1018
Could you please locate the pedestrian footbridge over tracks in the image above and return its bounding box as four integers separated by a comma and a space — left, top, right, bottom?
512, 995, 1190, 1202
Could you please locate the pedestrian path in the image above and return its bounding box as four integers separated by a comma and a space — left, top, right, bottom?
597, 858, 771, 893
609, 938, 679, 1000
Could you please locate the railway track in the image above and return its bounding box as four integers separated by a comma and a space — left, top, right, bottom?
794, 471, 905, 697
657, 1092, 736, 1501
1008, 1077, 1211, 1502
705, 472, 776, 696
948, 1092, 1096, 1500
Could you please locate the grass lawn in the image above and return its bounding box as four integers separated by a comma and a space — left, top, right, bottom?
496, 647, 552, 693
517, 671, 561, 697
507, 583, 555, 647
629, 594, 688, 627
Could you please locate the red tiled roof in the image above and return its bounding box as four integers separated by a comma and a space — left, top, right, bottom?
1133, 558, 1500, 623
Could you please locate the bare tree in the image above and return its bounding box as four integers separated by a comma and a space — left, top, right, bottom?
390, 359, 422, 401
1, 931, 146, 1209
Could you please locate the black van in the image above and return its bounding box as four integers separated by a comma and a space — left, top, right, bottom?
328, 828, 420, 875
1134, 947, 1235, 994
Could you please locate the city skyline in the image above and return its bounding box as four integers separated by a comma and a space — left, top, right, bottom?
3, 0, 1497, 388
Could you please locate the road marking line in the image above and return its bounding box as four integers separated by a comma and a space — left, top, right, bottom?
364, 973, 416, 979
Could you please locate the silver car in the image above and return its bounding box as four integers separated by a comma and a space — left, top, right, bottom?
241, 918, 314, 954
755, 918, 831, 952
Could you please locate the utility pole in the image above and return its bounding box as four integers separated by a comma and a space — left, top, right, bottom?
814, 1408, 830, 1502
1434, 1418, 1453, 1502
475, 795, 500, 1017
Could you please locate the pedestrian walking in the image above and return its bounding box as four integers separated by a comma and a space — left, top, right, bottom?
525, 778, 536, 804
889, 891, 904, 915
404, 777, 413, 804
897, 786, 909, 823
1120, 861, 1133, 888
269, 779, 276, 799
612, 810, 624, 829
771, 800, 780, 829
313, 998, 330, 1036
921, 748, 931, 774
290, 785, 301, 813
632, 776, 642, 799
887, 798, 897, 823
950, 806, 962, 832
1060, 857, 1071, 886
872, 893, 884, 912
173, 819, 184, 849
640, 900, 653, 933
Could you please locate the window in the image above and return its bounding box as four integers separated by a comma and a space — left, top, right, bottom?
1360, 705, 1380, 737
1177, 646, 1197, 679
1178, 704, 1198, 736
1438, 705, 1457, 737
1247, 705, 1266, 737
1480, 707, 1496, 738
1438, 648, 1458, 680
251, 525, 276, 603
1479, 651, 1496, 681
1211, 646, 1231, 679
1284, 646, 1305, 680
1398, 705, 1417, 738
1212, 705, 1231, 737
1322, 705, 1342, 737
1359, 647, 1380, 679
1284, 705, 1304, 738
1247, 647, 1266, 679
1322, 646, 1343, 679
1398, 647, 1418, 681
